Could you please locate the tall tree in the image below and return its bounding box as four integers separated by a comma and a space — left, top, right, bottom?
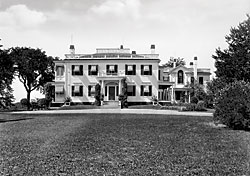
0, 49, 15, 109
164, 57, 186, 67
213, 15, 250, 83
10, 47, 54, 110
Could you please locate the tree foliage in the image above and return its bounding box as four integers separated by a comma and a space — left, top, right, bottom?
95, 83, 101, 106
10, 47, 54, 110
0, 49, 15, 109
213, 15, 250, 83
164, 57, 186, 68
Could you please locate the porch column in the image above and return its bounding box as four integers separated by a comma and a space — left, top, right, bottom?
171, 86, 174, 102
101, 80, 104, 94
188, 91, 191, 103
119, 79, 121, 95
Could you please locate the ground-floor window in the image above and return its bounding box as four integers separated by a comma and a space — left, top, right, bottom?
127, 85, 136, 96
141, 85, 152, 96
88, 85, 95, 97
72, 85, 83, 96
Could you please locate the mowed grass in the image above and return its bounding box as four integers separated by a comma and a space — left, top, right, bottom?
0, 113, 249, 175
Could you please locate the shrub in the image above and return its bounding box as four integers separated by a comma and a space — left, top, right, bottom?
195, 101, 206, 111
183, 103, 196, 111
37, 98, 47, 108
214, 81, 250, 130
20, 98, 29, 107
190, 96, 199, 104
94, 83, 101, 106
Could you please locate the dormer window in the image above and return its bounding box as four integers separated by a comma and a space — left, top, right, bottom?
177, 70, 184, 84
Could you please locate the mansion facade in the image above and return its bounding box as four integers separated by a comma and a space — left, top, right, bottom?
53, 45, 211, 104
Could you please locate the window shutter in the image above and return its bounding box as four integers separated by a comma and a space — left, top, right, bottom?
88, 86, 91, 96
133, 85, 136, 96
88, 65, 91, 75
125, 64, 128, 75
72, 86, 75, 96
80, 65, 83, 75
105, 86, 107, 96
158, 70, 161, 80
115, 65, 118, 73
80, 86, 83, 96
72, 65, 75, 75
133, 65, 136, 75
116, 86, 119, 96
141, 85, 144, 96
149, 65, 152, 75
106, 65, 109, 74
149, 85, 152, 96
141, 65, 144, 75
96, 65, 98, 75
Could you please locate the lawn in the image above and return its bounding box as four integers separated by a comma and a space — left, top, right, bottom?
0, 113, 249, 175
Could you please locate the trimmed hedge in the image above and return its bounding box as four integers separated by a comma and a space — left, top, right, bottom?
214, 81, 250, 130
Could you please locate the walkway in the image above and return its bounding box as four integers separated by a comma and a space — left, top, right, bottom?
12, 109, 213, 117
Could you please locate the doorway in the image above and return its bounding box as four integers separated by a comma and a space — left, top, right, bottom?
108, 86, 115, 100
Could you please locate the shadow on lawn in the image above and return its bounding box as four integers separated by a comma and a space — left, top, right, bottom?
0, 118, 33, 123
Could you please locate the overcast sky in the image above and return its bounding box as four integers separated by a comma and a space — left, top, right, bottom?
0, 0, 249, 102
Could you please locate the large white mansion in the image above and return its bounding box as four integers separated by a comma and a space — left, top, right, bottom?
53, 45, 211, 105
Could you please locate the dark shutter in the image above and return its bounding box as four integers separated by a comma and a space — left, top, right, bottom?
96, 65, 98, 75
158, 70, 161, 80
80, 86, 83, 96
116, 86, 119, 96
106, 65, 109, 74
88, 65, 91, 75
88, 86, 91, 96
149, 65, 152, 75
115, 65, 118, 73
141, 85, 144, 96
80, 65, 83, 75
133, 85, 136, 96
72, 65, 75, 75
133, 65, 136, 75
141, 65, 144, 75
149, 85, 152, 96
125, 64, 128, 75
72, 86, 74, 96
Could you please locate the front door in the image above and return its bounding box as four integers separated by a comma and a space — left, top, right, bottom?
109, 86, 115, 100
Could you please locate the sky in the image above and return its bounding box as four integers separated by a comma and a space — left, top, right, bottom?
0, 0, 249, 102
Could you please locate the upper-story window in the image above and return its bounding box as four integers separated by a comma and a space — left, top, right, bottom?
141, 65, 152, 75
72, 85, 83, 96
125, 65, 136, 75
141, 85, 152, 96
163, 76, 170, 82
199, 77, 204, 85
191, 77, 194, 84
106, 65, 118, 75
72, 65, 83, 75
88, 65, 98, 76
56, 66, 64, 76
177, 70, 184, 84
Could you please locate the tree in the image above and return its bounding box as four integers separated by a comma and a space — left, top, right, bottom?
0, 49, 15, 109
10, 47, 54, 110
164, 57, 186, 67
213, 15, 250, 83
95, 83, 101, 106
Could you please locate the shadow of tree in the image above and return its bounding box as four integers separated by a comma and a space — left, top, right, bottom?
0, 118, 33, 123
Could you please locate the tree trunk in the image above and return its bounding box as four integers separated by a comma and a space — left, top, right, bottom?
27, 90, 31, 110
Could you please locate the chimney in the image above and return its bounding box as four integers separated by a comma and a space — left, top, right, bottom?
194, 57, 198, 81
70, 45, 75, 56
132, 51, 136, 54
150, 44, 155, 54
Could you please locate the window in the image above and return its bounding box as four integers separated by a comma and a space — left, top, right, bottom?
177, 70, 184, 84
141, 85, 152, 96
199, 77, 204, 85
127, 85, 136, 96
72, 65, 83, 75
88, 65, 98, 76
88, 85, 95, 96
106, 65, 118, 75
72, 85, 83, 96
141, 65, 152, 75
125, 65, 136, 75
55, 85, 64, 94
56, 66, 64, 76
